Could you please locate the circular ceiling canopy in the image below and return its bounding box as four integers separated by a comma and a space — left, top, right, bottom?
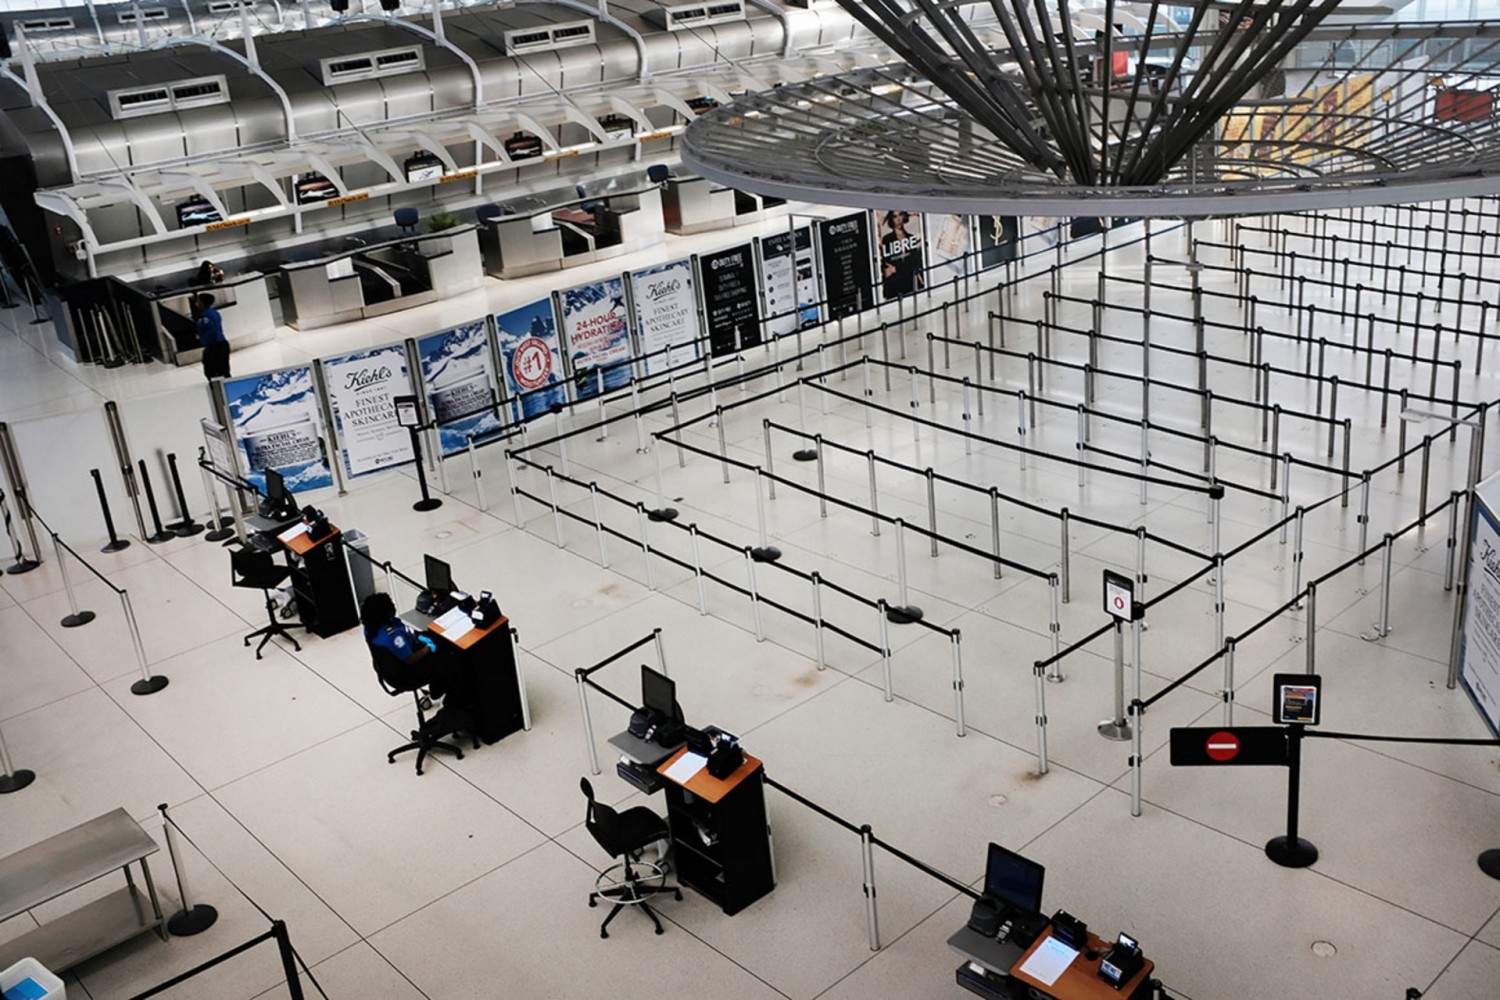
681, 5, 1500, 217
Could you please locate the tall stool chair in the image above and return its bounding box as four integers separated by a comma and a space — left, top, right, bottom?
230, 547, 301, 659
580, 777, 681, 937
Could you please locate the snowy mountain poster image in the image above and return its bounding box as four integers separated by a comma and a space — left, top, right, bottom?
557, 278, 634, 401
417, 320, 504, 456
223, 366, 333, 494
495, 299, 566, 422
629, 259, 702, 377
322, 344, 415, 478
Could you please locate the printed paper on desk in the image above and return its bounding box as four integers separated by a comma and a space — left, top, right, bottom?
277, 522, 310, 543
432, 606, 474, 640
663, 752, 708, 784
1018, 936, 1079, 987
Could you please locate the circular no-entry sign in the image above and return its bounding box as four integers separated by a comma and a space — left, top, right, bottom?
1205, 731, 1240, 762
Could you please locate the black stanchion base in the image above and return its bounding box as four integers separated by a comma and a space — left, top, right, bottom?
5, 558, 41, 575
204, 527, 235, 542
29, 317, 49, 326
1478, 849, 1500, 880
1265, 835, 1318, 868
0, 769, 35, 794
648, 507, 679, 522
101, 357, 126, 368
131, 675, 170, 696
61, 610, 96, 628
168, 903, 219, 936
886, 604, 924, 625
413, 497, 443, 512
101, 538, 132, 553
146, 530, 175, 545
792, 449, 818, 462
172, 522, 205, 538
751, 546, 782, 563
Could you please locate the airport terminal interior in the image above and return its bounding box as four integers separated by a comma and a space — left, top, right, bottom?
2, 1, 1500, 999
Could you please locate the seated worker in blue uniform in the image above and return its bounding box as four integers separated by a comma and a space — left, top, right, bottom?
360, 592, 477, 713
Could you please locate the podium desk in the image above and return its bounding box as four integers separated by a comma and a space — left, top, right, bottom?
950, 920, 1154, 1000
657, 747, 774, 916
278, 522, 357, 638
405, 610, 529, 745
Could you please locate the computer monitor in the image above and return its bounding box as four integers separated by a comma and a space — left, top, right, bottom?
264, 467, 293, 516
984, 842, 1045, 914
424, 554, 455, 596
641, 664, 677, 720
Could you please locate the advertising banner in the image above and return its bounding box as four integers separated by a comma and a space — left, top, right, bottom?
817, 212, 874, 319
417, 320, 504, 456
629, 258, 702, 376
222, 365, 332, 494
495, 298, 567, 422
699, 243, 762, 357
557, 277, 634, 400
976, 216, 1020, 270
926, 213, 970, 285
322, 344, 416, 477
757, 226, 820, 338
1461, 494, 1500, 736
874, 209, 926, 300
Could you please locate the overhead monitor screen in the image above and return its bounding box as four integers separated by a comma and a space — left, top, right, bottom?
176, 198, 222, 227
404, 153, 444, 183
293, 171, 339, 204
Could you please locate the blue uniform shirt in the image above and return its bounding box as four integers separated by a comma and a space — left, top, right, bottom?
196, 306, 225, 347
367, 618, 433, 663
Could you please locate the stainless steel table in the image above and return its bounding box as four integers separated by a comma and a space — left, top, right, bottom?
0, 808, 167, 973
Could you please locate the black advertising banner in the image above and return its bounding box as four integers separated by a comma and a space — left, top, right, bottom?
874, 209, 926, 300
817, 212, 873, 319
699, 243, 762, 358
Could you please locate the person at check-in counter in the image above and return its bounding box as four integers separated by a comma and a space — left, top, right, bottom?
360, 592, 477, 712
195, 293, 230, 379
195, 259, 225, 285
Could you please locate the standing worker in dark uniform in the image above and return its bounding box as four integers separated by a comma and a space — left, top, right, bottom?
195, 293, 230, 379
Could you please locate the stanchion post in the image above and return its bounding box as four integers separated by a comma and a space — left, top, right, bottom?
878, 600, 894, 701
51, 533, 95, 627
751, 467, 781, 563
744, 548, 764, 641
690, 524, 708, 614
1033, 660, 1050, 775
1099, 620, 1131, 741
1305, 582, 1317, 673
811, 571, 825, 669
1047, 575, 1064, 682
860, 825, 881, 951
887, 519, 923, 623
164, 454, 203, 537
1222, 637, 1236, 726
0, 717, 35, 793
575, 669, 602, 775
136, 459, 175, 544
195, 461, 232, 543
1265, 724, 1318, 868
157, 804, 218, 935
951, 630, 966, 737
124, 590, 168, 695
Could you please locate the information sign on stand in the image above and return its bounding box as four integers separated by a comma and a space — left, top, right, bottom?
1103, 569, 1140, 621
1273, 673, 1321, 726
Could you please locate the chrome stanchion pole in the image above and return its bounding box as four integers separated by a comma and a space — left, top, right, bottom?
124, 590, 168, 694
51, 533, 95, 627
157, 804, 218, 935
636, 503, 656, 591
745, 548, 764, 641
811, 571, 826, 669
1364, 534, 1395, 641
878, 601, 894, 701
1099, 621, 1131, 741
1033, 661, 1050, 775
860, 825, 881, 951
1047, 575, 1063, 682
690, 524, 708, 614
590, 483, 609, 568
951, 630, 966, 737
467, 434, 487, 511
1223, 637, 1237, 726
546, 466, 564, 548
575, 669, 602, 776
888, 519, 923, 623
0, 718, 35, 794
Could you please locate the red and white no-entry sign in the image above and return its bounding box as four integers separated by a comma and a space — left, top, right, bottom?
1205, 731, 1240, 762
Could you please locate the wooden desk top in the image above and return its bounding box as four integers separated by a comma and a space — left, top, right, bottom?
280, 522, 339, 555
1010, 926, 1154, 1000
430, 613, 508, 651
657, 746, 762, 804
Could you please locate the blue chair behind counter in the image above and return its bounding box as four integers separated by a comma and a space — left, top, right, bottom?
475, 203, 502, 225
394, 207, 420, 235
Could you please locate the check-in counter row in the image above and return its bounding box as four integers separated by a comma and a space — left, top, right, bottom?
478, 187, 665, 279
277, 225, 484, 331
662, 177, 786, 236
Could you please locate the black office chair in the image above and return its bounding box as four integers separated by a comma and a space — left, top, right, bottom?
370, 645, 478, 776
475, 203, 502, 225
394, 206, 420, 235
581, 777, 681, 938
646, 164, 670, 185
230, 547, 300, 659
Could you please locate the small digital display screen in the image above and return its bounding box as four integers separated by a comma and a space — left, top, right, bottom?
404, 154, 444, 183
293, 171, 338, 204
176, 199, 222, 227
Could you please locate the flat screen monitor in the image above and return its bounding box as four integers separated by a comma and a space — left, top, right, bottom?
293, 171, 338, 204
641, 664, 677, 719
176, 198, 222, 227
264, 466, 292, 514
984, 842, 1044, 914
424, 553, 454, 595
404, 153, 443, 184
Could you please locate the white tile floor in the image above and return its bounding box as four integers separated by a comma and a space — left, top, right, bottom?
2, 205, 1499, 1000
